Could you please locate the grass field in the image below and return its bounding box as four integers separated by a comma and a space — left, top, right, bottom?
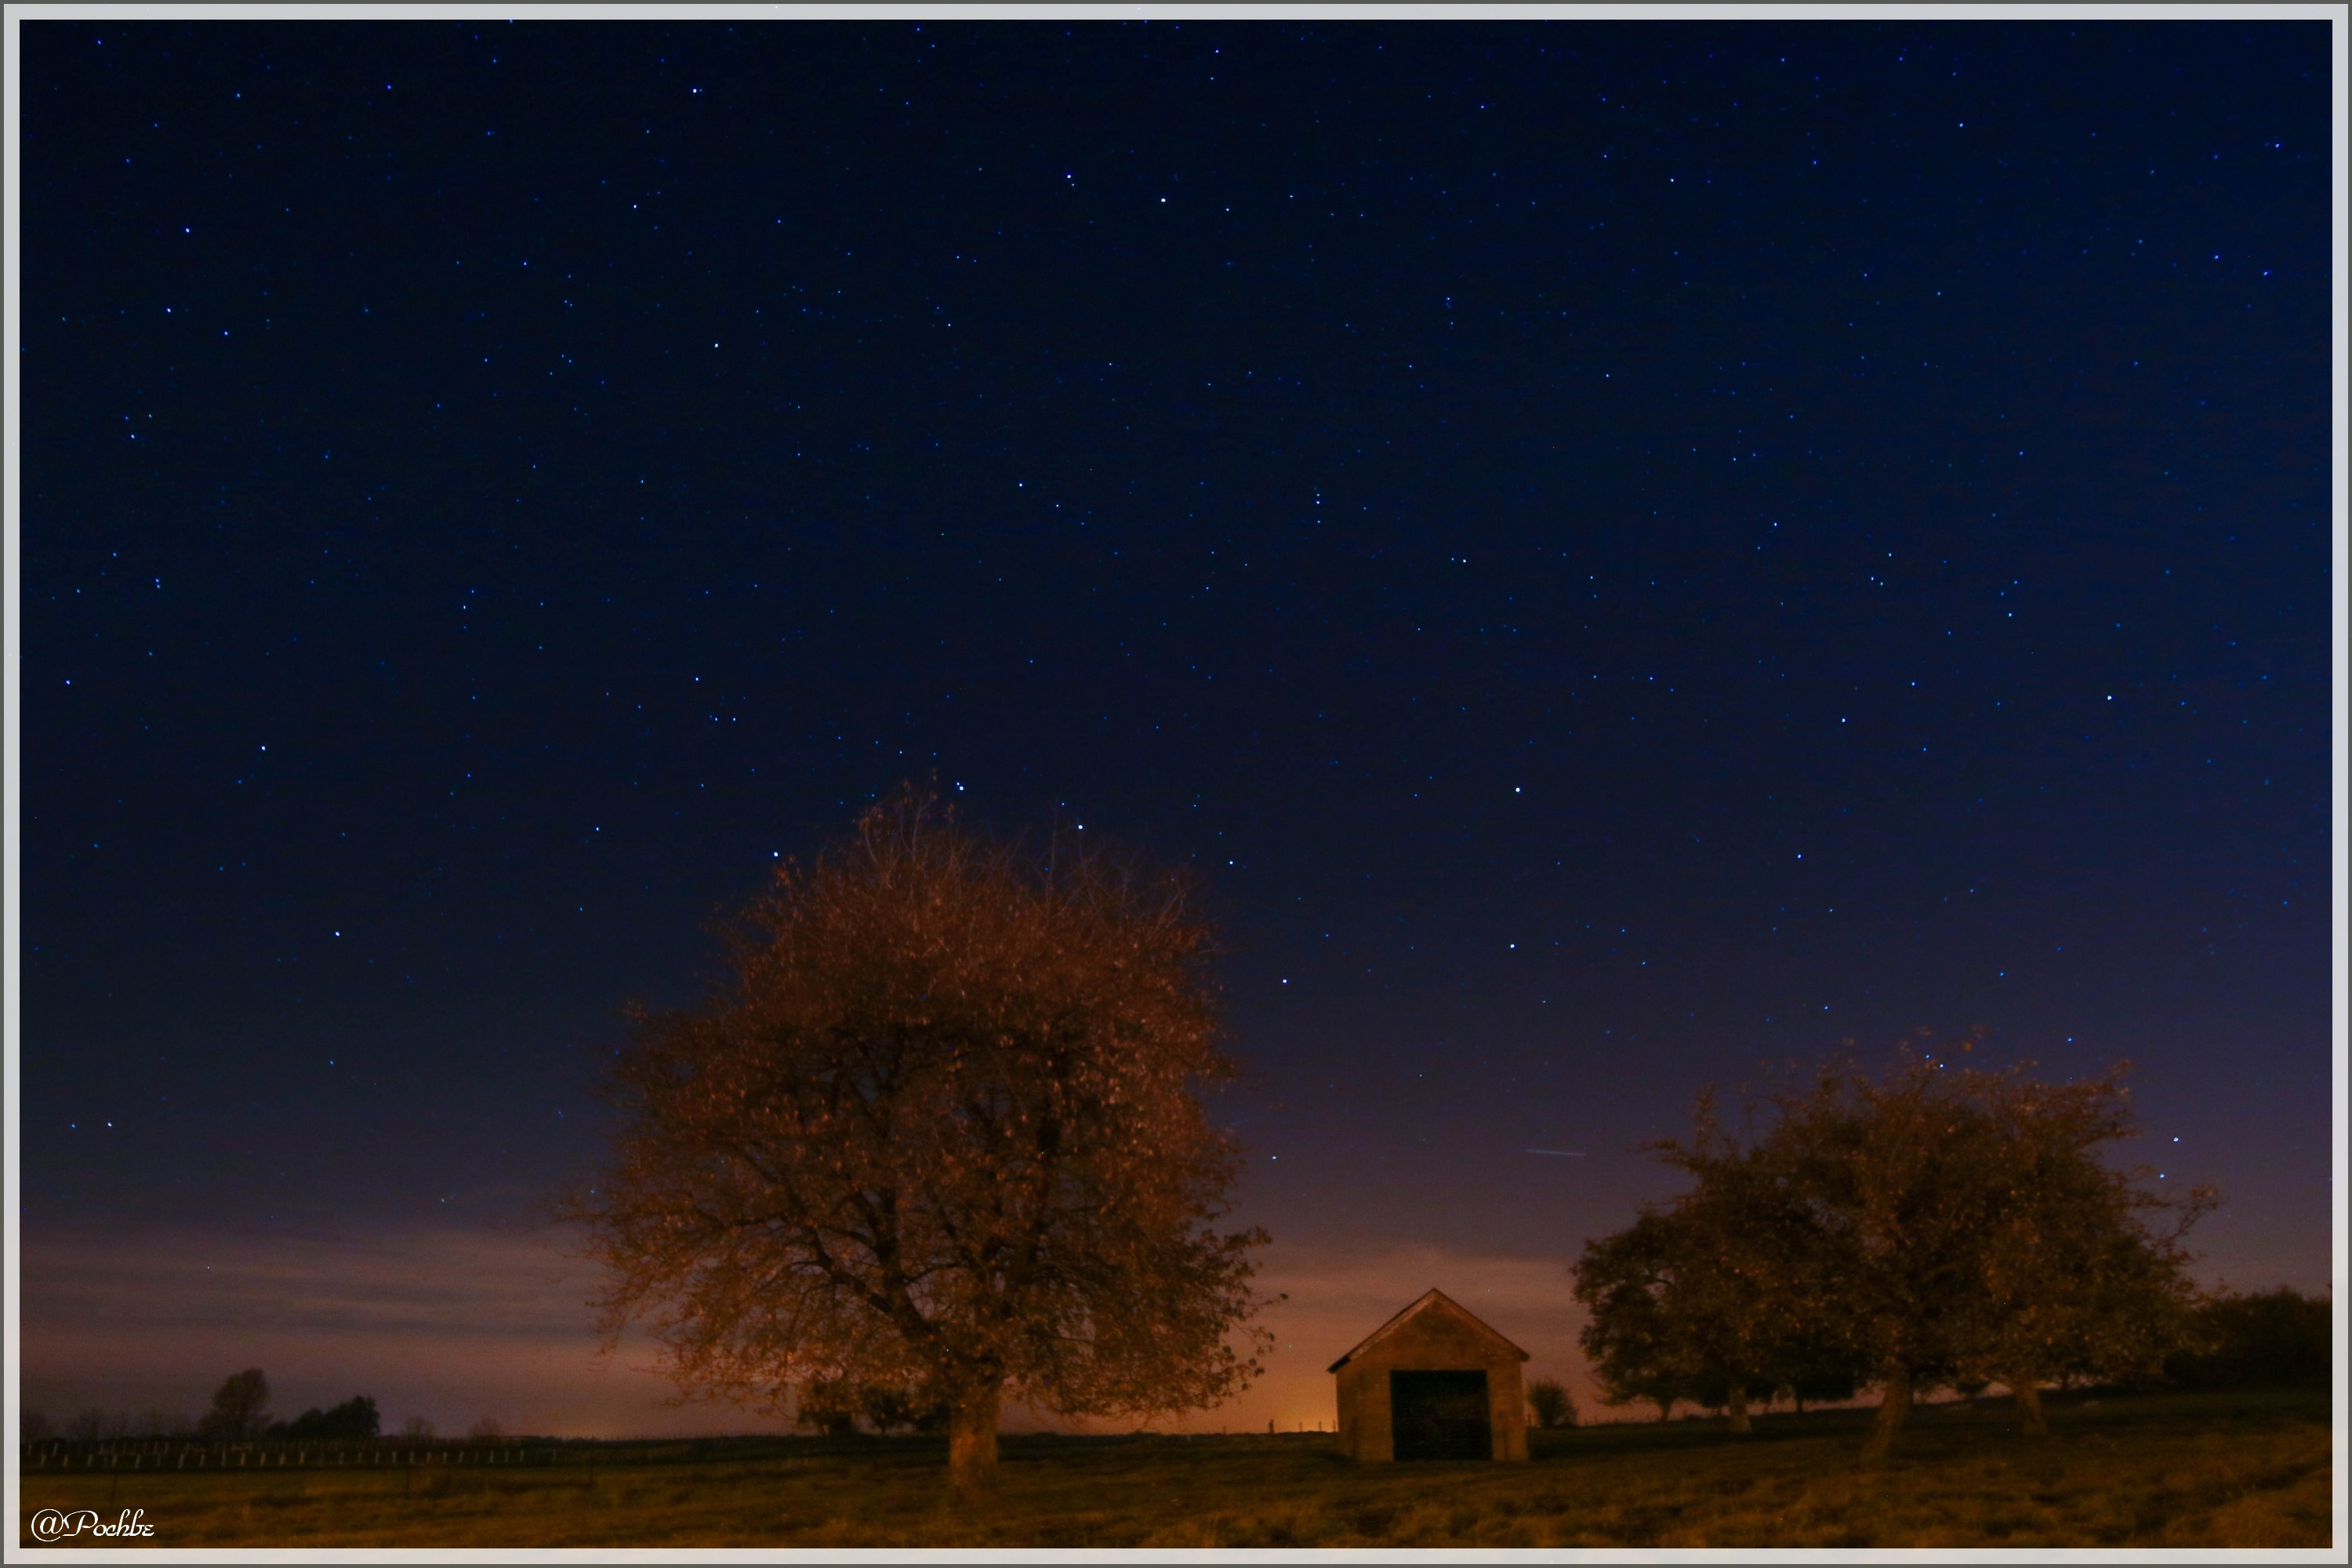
17, 1387, 2333, 1548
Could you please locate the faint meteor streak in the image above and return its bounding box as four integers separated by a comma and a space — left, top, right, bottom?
1523, 1149, 1587, 1157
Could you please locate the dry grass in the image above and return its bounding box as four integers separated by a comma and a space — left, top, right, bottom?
18, 1387, 2332, 1548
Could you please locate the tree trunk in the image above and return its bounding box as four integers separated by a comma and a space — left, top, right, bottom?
1726, 1382, 1751, 1434
946, 1382, 1001, 1494
2013, 1379, 2047, 1436
1861, 1363, 1911, 1465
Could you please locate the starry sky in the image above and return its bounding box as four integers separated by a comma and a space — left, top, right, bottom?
14, 16, 2339, 1436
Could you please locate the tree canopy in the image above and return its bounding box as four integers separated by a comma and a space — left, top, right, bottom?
570, 790, 1273, 1488
1573, 1212, 1697, 1423
1573, 1160, 1855, 1432
198, 1368, 272, 1442
1577, 1044, 2211, 1459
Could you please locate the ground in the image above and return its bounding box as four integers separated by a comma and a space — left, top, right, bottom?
16, 1387, 2333, 1548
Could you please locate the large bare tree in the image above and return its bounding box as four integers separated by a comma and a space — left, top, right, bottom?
570, 791, 1272, 1490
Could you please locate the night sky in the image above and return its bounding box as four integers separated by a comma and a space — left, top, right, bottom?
16, 17, 2339, 1436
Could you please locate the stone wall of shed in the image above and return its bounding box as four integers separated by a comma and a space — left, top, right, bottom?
1334, 1307, 1527, 1461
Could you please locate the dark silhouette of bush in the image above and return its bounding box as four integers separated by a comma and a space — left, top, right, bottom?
1787, 1367, 1861, 1411
1526, 1378, 1577, 1429
794, 1377, 862, 1436
2166, 1288, 2331, 1389
277, 1396, 381, 1439
859, 1386, 951, 1435
794, 1378, 949, 1436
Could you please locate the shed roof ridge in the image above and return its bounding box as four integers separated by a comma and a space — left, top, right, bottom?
1325, 1287, 1531, 1371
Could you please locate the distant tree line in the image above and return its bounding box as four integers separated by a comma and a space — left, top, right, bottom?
2163, 1288, 2332, 1390
16, 1370, 501, 1445
188, 1370, 385, 1440
793, 1377, 953, 1437
1570, 1044, 2312, 1461
17, 1408, 194, 1443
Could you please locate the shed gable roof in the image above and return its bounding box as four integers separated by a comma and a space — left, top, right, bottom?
1326, 1287, 1533, 1372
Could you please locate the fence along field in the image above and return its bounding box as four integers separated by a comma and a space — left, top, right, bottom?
24, 1437, 572, 1472
15, 1385, 2332, 1548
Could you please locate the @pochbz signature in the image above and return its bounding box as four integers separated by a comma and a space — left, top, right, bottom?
31, 1508, 156, 1541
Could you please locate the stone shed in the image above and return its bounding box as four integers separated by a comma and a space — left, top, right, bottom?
1328, 1288, 1531, 1461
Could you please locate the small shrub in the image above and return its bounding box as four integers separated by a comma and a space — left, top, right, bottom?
1527, 1378, 1578, 1430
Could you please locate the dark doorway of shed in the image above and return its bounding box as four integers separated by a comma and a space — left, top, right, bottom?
1389, 1370, 1491, 1460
